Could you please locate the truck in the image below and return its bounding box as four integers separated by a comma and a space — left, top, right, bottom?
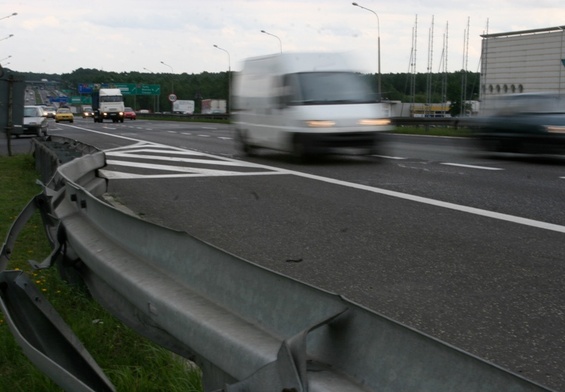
231, 52, 392, 158
173, 100, 195, 114
91, 88, 125, 123
201, 99, 226, 114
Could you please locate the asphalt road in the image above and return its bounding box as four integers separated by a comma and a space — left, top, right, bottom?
18, 117, 565, 391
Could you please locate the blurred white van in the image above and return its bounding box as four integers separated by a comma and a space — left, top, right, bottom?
231, 52, 391, 158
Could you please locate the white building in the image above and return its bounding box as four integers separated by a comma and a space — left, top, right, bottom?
480, 26, 565, 114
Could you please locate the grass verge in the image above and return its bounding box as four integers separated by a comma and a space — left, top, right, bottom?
392, 125, 473, 137
0, 154, 203, 392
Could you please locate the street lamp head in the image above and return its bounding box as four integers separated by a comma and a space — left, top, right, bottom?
261, 30, 266, 33
352, 2, 358, 6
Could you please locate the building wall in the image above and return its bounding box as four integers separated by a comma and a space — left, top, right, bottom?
480, 26, 565, 114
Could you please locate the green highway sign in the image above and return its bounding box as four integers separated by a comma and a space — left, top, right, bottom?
113, 83, 161, 96
78, 83, 161, 96
71, 96, 92, 104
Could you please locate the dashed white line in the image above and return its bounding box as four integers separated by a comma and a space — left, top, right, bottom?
442, 163, 504, 171
374, 155, 407, 160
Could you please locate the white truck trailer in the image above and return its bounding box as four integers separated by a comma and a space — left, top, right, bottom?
173, 100, 195, 114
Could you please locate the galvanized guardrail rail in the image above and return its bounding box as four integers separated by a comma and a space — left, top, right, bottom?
0, 137, 555, 392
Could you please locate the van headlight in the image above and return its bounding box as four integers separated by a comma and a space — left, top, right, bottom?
357, 118, 391, 126
305, 120, 336, 128
545, 125, 565, 134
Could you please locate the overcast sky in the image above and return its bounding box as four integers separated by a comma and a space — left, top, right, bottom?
2, 0, 564, 76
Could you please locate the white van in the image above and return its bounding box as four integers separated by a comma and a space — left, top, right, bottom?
232, 52, 391, 157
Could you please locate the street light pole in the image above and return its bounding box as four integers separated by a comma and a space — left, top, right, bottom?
160, 61, 174, 93
261, 30, 282, 54
0, 34, 14, 42
0, 12, 17, 21
160, 61, 174, 113
352, 2, 381, 99
213, 44, 231, 113
143, 67, 157, 112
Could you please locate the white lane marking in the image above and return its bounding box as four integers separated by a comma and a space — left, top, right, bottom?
285, 170, 565, 234
218, 137, 233, 140
62, 124, 565, 234
106, 151, 262, 167
374, 155, 407, 160
99, 169, 284, 180
198, 134, 211, 137
442, 163, 504, 171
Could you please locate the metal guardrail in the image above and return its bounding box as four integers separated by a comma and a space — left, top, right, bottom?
0, 137, 556, 391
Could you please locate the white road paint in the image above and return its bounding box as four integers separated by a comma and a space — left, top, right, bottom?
63, 124, 565, 234
442, 163, 504, 171
374, 155, 407, 160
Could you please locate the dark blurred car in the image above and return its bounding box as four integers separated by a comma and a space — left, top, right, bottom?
82, 106, 94, 118
43, 106, 57, 118
55, 107, 74, 123
124, 107, 137, 120
21, 105, 48, 136
467, 93, 565, 154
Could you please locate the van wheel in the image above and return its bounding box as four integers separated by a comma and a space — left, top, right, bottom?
236, 130, 255, 156
292, 137, 311, 162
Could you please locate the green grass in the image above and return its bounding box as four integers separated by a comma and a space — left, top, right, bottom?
392, 125, 472, 137
0, 154, 203, 392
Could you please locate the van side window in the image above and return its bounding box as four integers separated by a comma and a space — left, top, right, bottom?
281, 74, 302, 106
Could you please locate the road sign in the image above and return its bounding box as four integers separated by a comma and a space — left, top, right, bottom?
168, 93, 177, 102
78, 83, 161, 96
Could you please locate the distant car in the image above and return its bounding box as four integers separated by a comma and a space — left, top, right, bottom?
43, 106, 57, 118
467, 93, 565, 154
21, 105, 48, 136
55, 107, 74, 123
82, 106, 94, 118
124, 107, 137, 120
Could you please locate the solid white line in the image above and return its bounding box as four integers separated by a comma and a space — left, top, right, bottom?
105, 159, 273, 176
106, 151, 263, 167
442, 162, 504, 171
98, 169, 285, 180
64, 124, 565, 234
286, 170, 565, 234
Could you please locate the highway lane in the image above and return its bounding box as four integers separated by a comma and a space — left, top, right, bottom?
48, 118, 565, 391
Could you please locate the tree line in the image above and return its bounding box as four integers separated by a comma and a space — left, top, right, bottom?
17, 68, 480, 116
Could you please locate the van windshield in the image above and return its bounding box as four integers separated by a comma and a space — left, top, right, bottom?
284, 72, 377, 105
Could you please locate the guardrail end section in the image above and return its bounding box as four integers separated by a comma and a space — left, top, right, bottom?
0, 270, 115, 392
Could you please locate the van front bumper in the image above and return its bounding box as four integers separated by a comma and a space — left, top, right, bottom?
295, 130, 383, 153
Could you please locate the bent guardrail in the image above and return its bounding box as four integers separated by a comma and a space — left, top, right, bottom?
0, 139, 556, 391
